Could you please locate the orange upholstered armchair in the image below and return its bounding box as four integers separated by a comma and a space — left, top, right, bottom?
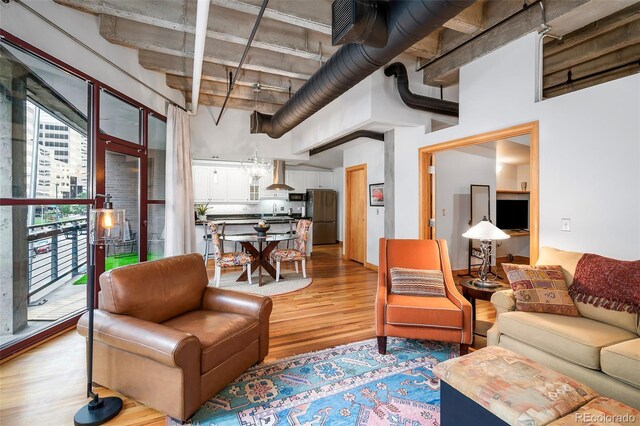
376, 238, 473, 355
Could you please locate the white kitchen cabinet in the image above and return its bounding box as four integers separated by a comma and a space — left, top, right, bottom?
318, 172, 333, 189
227, 168, 249, 201
287, 170, 306, 193
209, 168, 228, 201
305, 171, 320, 189
192, 165, 210, 202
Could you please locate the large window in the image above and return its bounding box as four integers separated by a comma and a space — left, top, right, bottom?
0, 39, 91, 349
0, 34, 167, 357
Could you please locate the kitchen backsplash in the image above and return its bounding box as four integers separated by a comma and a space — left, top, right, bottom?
199, 200, 306, 216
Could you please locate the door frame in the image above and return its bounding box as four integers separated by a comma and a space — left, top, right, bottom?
418, 121, 540, 264
345, 164, 367, 264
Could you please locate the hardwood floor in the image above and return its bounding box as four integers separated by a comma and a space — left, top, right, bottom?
0, 244, 496, 425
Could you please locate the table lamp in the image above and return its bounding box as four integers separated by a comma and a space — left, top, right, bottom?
75, 194, 125, 426
462, 216, 510, 288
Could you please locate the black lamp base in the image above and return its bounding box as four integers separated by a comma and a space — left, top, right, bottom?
74, 396, 123, 426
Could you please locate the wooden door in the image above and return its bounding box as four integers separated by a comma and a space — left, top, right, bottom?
346, 165, 366, 264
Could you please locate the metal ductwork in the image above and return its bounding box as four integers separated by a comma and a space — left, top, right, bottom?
266, 160, 294, 191
384, 62, 459, 117
310, 130, 385, 156
332, 0, 387, 48
251, 0, 474, 139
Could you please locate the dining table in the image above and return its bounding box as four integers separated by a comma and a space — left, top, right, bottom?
220, 233, 297, 287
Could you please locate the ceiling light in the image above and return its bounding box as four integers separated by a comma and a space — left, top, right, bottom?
242, 149, 272, 182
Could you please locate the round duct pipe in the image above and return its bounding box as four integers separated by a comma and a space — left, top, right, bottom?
250, 0, 474, 139
384, 62, 459, 117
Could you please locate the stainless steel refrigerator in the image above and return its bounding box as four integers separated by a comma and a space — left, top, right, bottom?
306, 189, 337, 245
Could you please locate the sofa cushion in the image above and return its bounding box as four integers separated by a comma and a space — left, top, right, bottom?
163, 310, 259, 373
549, 397, 640, 425
498, 311, 637, 369
386, 294, 462, 328
536, 247, 639, 334
601, 339, 640, 389
503, 264, 579, 316
389, 267, 446, 297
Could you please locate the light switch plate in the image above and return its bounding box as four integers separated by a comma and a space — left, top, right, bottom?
561, 218, 571, 232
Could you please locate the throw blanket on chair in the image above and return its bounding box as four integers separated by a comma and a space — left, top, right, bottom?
570, 253, 640, 313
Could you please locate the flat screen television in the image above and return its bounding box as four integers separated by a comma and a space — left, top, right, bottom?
496, 200, 529, 230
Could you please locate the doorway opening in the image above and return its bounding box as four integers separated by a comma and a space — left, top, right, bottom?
345, 164, 367, 264
419, 122, 539, 265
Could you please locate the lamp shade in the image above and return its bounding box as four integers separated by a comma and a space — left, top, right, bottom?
89, 207, 125, 245
462, 219, 510, 241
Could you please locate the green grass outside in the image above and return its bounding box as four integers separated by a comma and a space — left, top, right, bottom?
74, 252, 163, 284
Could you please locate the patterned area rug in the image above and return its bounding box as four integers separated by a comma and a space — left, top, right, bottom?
167, 338, 458, 425
211, 271, 312, 296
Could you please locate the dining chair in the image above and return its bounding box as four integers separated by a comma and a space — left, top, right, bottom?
207, 222, 254, 286
203, 221, 225, 261
270, 219, 311, 282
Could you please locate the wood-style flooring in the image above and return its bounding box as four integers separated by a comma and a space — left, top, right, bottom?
0, 244, 496, 425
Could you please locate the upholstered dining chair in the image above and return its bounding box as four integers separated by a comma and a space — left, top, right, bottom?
270, 219, 312, 282
208, 222, 254, 286
377, 238, 473, 355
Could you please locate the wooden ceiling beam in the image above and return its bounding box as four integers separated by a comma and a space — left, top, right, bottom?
138, 50, 306, 92
189, 93, 282, 114
443, 1, 484, 34
421, 0, 593, 85
209, 0, 332, 35
99, 15, 316, 80
166, 74, 291, 104
544, 18, 640, 75
405, 30, 441, 59
54, 0, 334, 62
543, 42, 640, 89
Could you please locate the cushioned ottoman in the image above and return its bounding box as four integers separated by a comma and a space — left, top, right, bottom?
549, 397, 640, 425
433, 346, 598, 425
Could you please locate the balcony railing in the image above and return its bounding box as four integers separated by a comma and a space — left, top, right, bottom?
27, 217, 88, 303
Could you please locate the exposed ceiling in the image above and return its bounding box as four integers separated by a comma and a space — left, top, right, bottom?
54, 0, 638, 116
53, 0, 490, 113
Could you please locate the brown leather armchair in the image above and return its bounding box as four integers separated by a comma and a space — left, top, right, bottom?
77, 253, 272, 422
376, 238, 472, 355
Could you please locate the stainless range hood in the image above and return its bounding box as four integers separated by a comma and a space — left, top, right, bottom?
266, 160, 294, 191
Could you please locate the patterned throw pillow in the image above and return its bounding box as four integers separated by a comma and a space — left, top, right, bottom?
389, 268, 446, 297
502, 264, 580, 316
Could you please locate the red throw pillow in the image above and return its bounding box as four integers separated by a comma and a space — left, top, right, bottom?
502, 264, 580, 316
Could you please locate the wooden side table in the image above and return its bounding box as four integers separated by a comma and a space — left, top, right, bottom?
459, 279, 509, 337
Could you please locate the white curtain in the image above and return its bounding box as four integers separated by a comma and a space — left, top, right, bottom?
165, 104, 196, 256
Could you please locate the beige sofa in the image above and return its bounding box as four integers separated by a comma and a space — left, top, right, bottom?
487, 247, 640, 409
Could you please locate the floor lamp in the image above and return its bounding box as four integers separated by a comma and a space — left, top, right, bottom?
462, 217, 510, 288
74, 194, 125, 426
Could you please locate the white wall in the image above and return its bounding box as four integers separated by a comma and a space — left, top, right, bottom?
291, 55, 460, 154
394, 33, 640, 260
435, 148, 496, 269
497, 164, 517, 190
2, 0, 183, 114
343, 139, 385, 266
190, 107, 308, 162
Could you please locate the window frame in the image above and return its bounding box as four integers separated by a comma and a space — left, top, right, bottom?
0, 30, 167, 359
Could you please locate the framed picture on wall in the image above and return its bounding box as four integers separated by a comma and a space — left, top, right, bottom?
369, 183, 384, 206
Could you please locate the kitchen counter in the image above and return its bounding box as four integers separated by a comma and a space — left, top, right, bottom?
195, 214, 314, 255
196, 214, 311, 226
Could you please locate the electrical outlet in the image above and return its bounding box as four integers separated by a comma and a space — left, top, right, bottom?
561, 218, 571, 232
